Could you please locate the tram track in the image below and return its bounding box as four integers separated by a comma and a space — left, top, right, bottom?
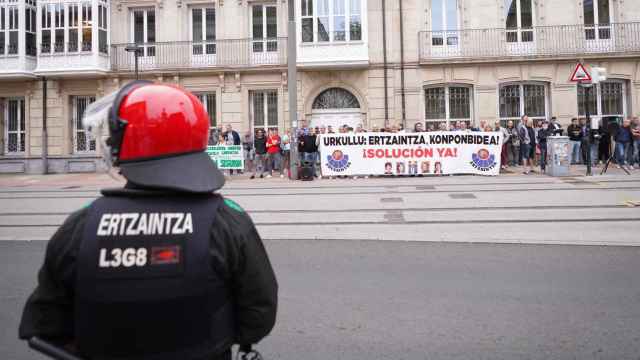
0, 203, 636, 217
1, 217, 638, 229
2, 204, 639, 228
0, 177, 638, 194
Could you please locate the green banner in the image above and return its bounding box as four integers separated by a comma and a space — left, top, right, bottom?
206, 145, 245, 170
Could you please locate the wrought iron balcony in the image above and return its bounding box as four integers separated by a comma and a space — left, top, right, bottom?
419, 22, 640, 63
111, 38, 288, 72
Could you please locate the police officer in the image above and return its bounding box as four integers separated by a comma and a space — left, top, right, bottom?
18, 81, 278, 360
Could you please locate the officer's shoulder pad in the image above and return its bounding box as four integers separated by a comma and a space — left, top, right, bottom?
82, 199, 96, 209
223, 198, 246, 213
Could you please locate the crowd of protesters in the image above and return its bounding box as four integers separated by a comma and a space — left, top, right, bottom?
501, 115, 640, 174
213, 115, 640, 179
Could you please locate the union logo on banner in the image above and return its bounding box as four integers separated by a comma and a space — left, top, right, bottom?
470, 148, 497, 172
326, 150, 351, 172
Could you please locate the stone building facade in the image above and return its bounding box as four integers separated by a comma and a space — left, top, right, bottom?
0, 0, 639, 173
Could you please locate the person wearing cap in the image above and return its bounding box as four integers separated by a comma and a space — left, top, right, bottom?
18, 81, 278, 360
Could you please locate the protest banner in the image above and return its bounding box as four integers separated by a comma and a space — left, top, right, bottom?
206, 145, 245, 170
319, 132, 503, 176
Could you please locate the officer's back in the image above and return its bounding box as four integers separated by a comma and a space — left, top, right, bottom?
18, 82, 278, 360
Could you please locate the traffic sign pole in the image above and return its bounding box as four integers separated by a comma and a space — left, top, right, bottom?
570, 62, 596, 176
580, 80, 593, 176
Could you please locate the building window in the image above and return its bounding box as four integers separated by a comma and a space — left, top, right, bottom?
40, 4, 51, 53
54, 3, 64, 52
68, 4, 78, 52
349, 0, 361, 41
40, 2, 100, 54
578, 80, 626, 119
38, 4, 66, 54
301, 0, 362, 43
98, 4, 108, 54
431, 0, 458, 46
424, 85, 472, 126
81, 3, 92, 51
317, 0, 329, 41
195, 93, 217, 145
131, 9, 155, 56
1, 5, 19, 55
25, 6, 36, 55
252, 5, 277, 53
0, 7, 5, 55
4, 98, 26, 154
191, 7, 215, 55
312, 88, 360, 109
0, 5, 9, 55
499, 83, 547, 125
583, 0, 611, 40
504, 0, 533, 43
71, 96, 96, 153
301, 0, 313, 42
250, 90, 278, 133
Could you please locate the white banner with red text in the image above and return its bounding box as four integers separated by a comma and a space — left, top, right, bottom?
319, 132, 503, 176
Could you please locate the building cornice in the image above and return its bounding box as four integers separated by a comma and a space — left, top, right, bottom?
115, 0, 159, 11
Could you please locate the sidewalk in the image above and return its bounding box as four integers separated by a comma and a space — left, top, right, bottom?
0, 164, 638, 189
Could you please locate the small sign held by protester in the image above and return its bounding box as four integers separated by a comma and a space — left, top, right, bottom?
206, 145, 245, 170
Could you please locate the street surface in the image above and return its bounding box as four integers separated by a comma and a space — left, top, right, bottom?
1, 169, 639, 359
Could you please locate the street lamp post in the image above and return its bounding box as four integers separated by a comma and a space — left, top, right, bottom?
287, 0, 298, 180
41, 77, 48, 175
124, 45, 143, 80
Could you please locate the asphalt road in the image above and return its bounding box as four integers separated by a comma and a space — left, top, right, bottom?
2, 240, 640, 360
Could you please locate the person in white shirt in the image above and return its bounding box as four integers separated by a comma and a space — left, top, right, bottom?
495, 120, 510, 170
281, 130, 291, 178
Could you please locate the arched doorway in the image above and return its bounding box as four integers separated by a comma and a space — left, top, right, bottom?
310, 88, 362, 129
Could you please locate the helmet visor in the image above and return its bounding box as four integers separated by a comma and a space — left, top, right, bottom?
82, 90, 119, 168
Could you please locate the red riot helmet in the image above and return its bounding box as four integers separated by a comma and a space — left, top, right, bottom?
83, 81, 224, 193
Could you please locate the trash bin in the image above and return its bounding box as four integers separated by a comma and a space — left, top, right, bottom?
547, 136, 570, 177
299, 160, 315, 181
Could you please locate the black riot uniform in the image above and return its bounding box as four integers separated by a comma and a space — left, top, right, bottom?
18, 82, 277, 360
19, 187, 277, 360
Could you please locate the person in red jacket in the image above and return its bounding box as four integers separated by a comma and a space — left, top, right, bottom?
266, 128, 283, 178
